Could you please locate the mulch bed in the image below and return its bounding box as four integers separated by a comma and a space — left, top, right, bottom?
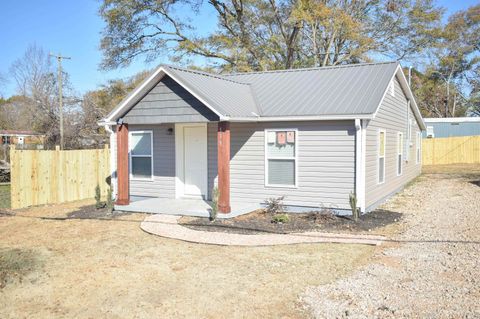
66, 205, 131, 220
179, 209, 402, 235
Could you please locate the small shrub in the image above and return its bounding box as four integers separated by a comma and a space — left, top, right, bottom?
106, 185, 114, 213
94, 185, 104, 209
265, 196, 286, 214
308, 208, 335, 223
210, 186, 219, 221
271, 213, 289, 224
349, 192, 359, 221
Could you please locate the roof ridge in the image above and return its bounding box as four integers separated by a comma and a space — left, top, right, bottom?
224, 61, 399, 76
163, 64, 250, 85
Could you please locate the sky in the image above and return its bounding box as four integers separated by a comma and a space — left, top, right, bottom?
0, 0, 477, 98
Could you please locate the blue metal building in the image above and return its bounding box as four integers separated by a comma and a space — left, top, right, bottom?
423, 117, 480, 138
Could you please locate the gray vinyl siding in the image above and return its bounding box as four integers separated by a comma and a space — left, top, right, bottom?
119, 123, 218, 200
207, 123, 218, 200
122, 75, 219, 124
229, 121, 356, 209
365, 76, 422, 210
128, 124, 176, 198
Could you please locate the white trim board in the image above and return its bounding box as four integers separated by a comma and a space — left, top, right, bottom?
355, 119, 368, 212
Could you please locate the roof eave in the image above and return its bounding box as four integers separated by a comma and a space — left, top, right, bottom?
229, 114, 373, 122
395, 66, 426, 130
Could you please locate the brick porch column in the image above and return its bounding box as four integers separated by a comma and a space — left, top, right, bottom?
217, 121, 231, 213
116, 123, 130, 205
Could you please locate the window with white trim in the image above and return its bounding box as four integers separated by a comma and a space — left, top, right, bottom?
265, 129, 297, 187
378, 130, 386, 184
130, 131, 153, 180
397, 132, 403, 176
416, 131, 421, 164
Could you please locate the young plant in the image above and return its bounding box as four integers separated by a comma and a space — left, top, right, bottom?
106, 185, 114, 213
265, 196, 286, 214
271, 213, 289, 224
94, 184, 104, 209
210, 186, 219, 221
349, 192, 360, 221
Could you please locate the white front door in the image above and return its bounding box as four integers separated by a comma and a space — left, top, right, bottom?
182, 125, 207, 197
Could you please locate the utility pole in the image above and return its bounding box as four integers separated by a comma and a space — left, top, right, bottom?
49, 53, 71, 149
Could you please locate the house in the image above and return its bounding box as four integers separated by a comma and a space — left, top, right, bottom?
423, 117, 480, 138
0, 130, 45, 147
98, 61, 425, 215
1, 130, 45, 181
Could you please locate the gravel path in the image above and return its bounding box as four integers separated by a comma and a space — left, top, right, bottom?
141, 214, 385, 246
302, 173, 480, 318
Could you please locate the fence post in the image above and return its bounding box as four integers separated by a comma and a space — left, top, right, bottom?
9, 145, 16, 209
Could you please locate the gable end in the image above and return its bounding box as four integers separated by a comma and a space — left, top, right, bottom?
121, 75, 220, 124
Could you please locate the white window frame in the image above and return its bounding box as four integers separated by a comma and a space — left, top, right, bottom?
397, 132, 403, 176
264, 128, 298, 188
416, 131, 421, 164
377, 129, 386, 184
129, 130, 154, 181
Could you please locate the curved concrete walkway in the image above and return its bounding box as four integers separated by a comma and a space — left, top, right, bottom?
140, 214, 386, 246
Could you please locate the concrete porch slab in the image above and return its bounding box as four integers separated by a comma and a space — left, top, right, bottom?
115, 197, 260, 219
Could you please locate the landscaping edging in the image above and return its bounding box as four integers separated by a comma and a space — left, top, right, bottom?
140, 214, 386, 246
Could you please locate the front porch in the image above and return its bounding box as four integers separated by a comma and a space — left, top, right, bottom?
115, 120, 233, 214
115, 197, 258, 218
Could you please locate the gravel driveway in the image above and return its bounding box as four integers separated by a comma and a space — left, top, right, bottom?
302, 170, 480, 318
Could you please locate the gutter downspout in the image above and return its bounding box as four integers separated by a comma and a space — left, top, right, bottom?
355, 119, 367, 213
360, 119, 368, 213
104, 124, 117, 199
354, 119, 363, 213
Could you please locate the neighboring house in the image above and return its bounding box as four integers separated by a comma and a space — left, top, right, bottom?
423, 117, 480, 138
99, 62, 425, 215
0, 130, 45, 147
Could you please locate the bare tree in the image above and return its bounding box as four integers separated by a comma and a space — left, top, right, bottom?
8, 45, 79, 147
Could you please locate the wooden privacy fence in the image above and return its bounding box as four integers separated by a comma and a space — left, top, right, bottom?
422, 136, 480, 165
10, 145, 110, 209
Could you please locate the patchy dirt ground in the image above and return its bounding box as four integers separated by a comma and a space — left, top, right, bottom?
302, 164, 480, 318
0, 200, 374, 319
2, 164, 478, 318
180, 209, 402, 235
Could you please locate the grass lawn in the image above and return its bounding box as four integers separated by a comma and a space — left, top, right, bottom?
0, 184, 10, 209
0, 200, 375, 318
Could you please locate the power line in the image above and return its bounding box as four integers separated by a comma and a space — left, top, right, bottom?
49, 53, 71, 150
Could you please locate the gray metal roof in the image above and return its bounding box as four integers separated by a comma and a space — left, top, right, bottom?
165, 66, 258, 117
225, 62, 399, 116
106, 61, 411, 123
